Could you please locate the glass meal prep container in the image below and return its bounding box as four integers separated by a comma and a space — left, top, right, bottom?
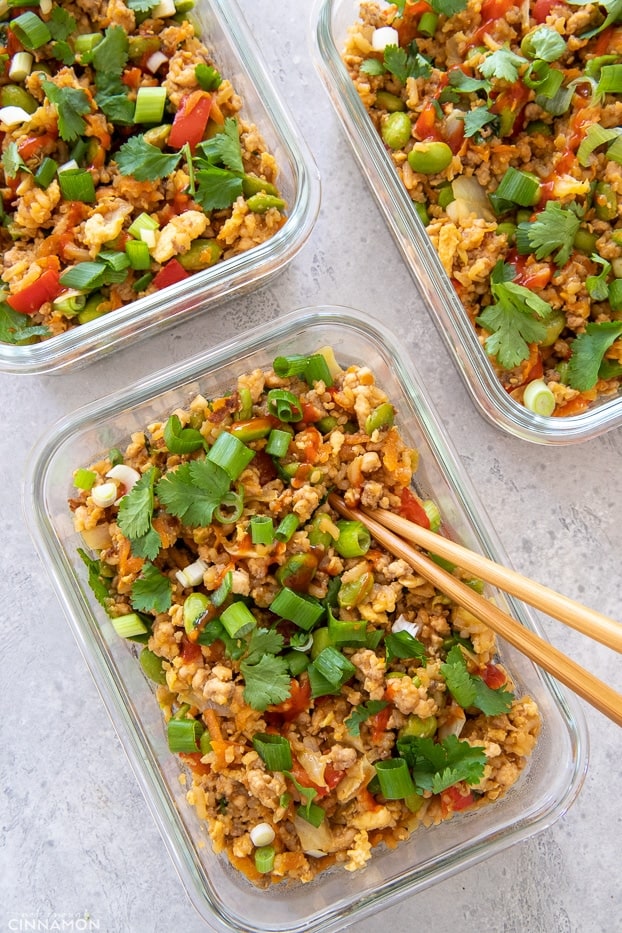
0, 0, 320, 376
24, 306, 587, 933
312, 0, 622, 445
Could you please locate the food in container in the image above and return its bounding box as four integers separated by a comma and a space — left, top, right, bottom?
25, 307, 586, 932
0, 0, 319, 373
314, 0, 622, 442
68, 343, 541, 885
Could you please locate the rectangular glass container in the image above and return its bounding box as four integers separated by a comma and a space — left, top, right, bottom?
24, 305, 587, 932
0, 0, 319, 375
312, 0, 622, 445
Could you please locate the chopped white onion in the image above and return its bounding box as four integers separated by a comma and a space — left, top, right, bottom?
446, 175, 495, 222
437, 706, 466, 740
146, 51, 168, 74
371, 26, 399, 52
391, 614, 421, 639
293, 814, 334, 857
91, 482, 118, 508
249, 823, 276, 847
0, 106, 32, 127
80, 524, 112, 551
106, 463, 141, 489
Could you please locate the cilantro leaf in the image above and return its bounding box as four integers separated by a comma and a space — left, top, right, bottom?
92, 26, 129, 76
95, 74, 134, 125
585, 254, 611, 301
117, 466, 156, 541
115, 135, 182, 181
196, 118, 244, 173
0, 303, 49, 344
345, 700, 389, 737
284, 770, 318, 820
567, 0, 622, 37
396, 734, 487, 793
523, 25, 567, 61
240, 653, 291, 710
479, 48, 526, 83
245, 627, 285, 665
125, 0, 158, 10
156, 459, 231, 526
385, 630, 427, 664
360, 58, 386, 76
515, 201, 581, 267
78, 548, 111, 609
463, 106, 498, 138
448, 70, 490, 94
131, 562, 172, 613
51, 41, 75, 66
2, 142, 30, 180
566, 322, 622, 390
477, 263, 555, 368
441, 645, 514, 715
130, 526, 162, 562
193, 166, 244, 211
41, 81, 90, 142
384, 43, 432, 84
47, 6, 77, 41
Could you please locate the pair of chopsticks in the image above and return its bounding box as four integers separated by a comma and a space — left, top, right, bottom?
328, 494, 622, 727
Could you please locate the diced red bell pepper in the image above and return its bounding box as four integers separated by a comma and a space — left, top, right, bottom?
152, 258, 190, 290
441, 784, 475, 815
168, 90, 213, 151
7, 268, 62, 315
398, 487, 431, 529
480, 662, 507, 690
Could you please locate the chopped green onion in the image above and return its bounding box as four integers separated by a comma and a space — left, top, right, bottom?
523, 60, 563, 98
34, 156, 58, 189
229, 416, 273, 442
108, 447, 124, 466
273, 354, 309, 377
252, 733, 293, 771
133, 272, 154, 292
254, 845, 275, 874
494, 166, 540, 207
250, 514, 274, 545
58, 168, 96, 203
375, 758, 416, 799
269, 586, 325, 631
316, 415, 338, 434
365, 402, 394, 435
311, 626, 332, 659
74, 33, 103, 55
139, 648, 167, 685
275, 513, 300, 543
418, 11, 438, 35
59, 262, 105, 290
307, 512, 336, 548
596, 63, 622, 96
207, 431, 255, 480
128, 212, 160, 240
284, 649, 310, 676
266, 388, 303, 422
297, 802, 325, 827
334, 520, 371, 558
265, 428, 292, 457
236, 386, 253, 420
523, 379, 556, 416
304, 353, 333, 387
163, 414, 204, 455
311, 645, 356, 686
577, 125, 619, 167
213, 488, 244, 524
219, 601, 256, 638
609, 278, 622, 311
211, 571, 232, 607
183, 592, 210, 634
421, 499, 441, 532
327, 610, 368, 647
337, 571, 373, 608
111, 612, 148, 639
74, 468, 97, 490
134, 86, 167, 123
199, 730, 212, 754
275, 552, 317, 589
606, 134, 622, 166
167, 717, 203, 753
9, 51, 33, 82
11, 11, 51, 49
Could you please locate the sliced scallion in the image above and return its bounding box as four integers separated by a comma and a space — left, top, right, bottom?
34, 156, 58, 189
11, 11, 51, 49
183, 592, 210, 634
523, 378, 556, 416
195, 62, 222, 91
213, 488, 244, 524
207, 431, 255, 480
139, 648, 167, 685
596, 63, 622, 96
219, 601, 256, 638
134, 86, 167, 124
59, 262, 106, 290
73, 468, 97, 490
8, 51, 33, 82
327, 610, 368, 647
311, 645, 356, 686
274, 513, 300, 543
249, 514, 274, 545
58, 168, 96, 203
606, 134, 622, 166
98, 249, 131, 273
297, 802, 325, 827
252, 733, 293, 771
167, 717, 203, 753
128, 212, 160, 240
421, 499, 441, 532
494, 166, 540, 207
577, 124, 619, 167
304, 353, 333, 387
266, 388, 303, 422
74, 33, 103, 55
265, 428, 292, 457
273, 354, 309, 377
111, 612, 148, 639
254, 845, 275, 873
269, 586, 325, 631
375, 758, 416, 799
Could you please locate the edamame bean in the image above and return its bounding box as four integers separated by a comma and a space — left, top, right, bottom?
407, 141, 453, 174
381, 111, 412, 150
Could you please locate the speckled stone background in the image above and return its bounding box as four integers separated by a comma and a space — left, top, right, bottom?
1, 2, 621, 932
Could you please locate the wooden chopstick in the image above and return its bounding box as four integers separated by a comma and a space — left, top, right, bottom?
360, 504, 622, 654
329, 494, 622, 727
